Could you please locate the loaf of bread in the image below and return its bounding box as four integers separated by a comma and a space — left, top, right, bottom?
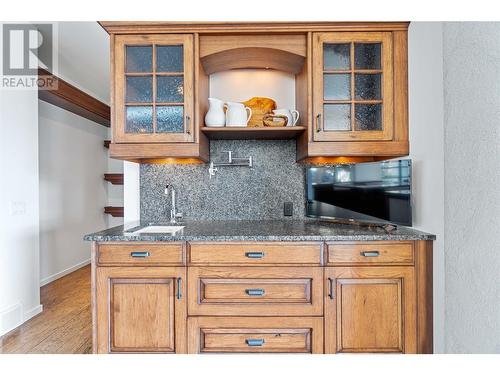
242, 97, 276, 127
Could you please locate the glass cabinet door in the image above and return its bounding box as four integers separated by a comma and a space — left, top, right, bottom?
313, 32, 393, 142
113, 34, 194, 143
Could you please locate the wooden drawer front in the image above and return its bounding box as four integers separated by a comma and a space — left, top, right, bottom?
188, 267, 323, 316
202, 279, 311, 304
203, 329, 310, 353
188, 317, 323, 353
97, 243, 184, 266
327, 242, 414, 265
188, 242, 321, 266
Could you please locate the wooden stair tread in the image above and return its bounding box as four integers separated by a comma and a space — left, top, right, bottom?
104, 206, 124, 217
104, 173, 124, 185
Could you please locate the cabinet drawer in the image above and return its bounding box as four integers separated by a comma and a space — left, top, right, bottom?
97, 243, 184, 266
188, 317, 323, 353
188, 242, 321, 266
327, 242, 414, 265
188, 267, 323, 316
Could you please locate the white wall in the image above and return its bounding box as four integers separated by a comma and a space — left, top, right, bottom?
37, 21, 123, 285
443, 22, 500, 353
408, 22, 446, 353
0, 88, 42, 335
210, 69, 296, 109
38, 101, 110, 285
56, 22, 110, 104
124, 161, 140, 224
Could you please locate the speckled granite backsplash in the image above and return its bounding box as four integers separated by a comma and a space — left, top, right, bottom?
140, 140, 306, 221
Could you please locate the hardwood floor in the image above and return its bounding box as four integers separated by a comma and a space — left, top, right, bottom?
0, 265, 92, 354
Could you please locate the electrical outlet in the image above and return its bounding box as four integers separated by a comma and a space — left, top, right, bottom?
284, 202, 293, 217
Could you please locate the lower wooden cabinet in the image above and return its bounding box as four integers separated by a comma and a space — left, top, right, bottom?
92, 240, 432, 354
324, 266, 416, 353
187, 317, 324, 354
94, 266, 186, 353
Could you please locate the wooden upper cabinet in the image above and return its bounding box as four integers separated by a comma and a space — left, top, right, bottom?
95, 266, 186, 353
324, 266, 416, 354
100, 23, 409, 162
298, 28, 409, 161
113, 34, 194, 144
313, 32, 393, 142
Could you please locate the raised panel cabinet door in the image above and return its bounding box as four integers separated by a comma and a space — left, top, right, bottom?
95, 266, 186, 353
312, 32, 394, 142
324, 267, 416, 353
113, 34, 194, 143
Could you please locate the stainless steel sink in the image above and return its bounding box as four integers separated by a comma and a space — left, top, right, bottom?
126, 225, 185, 235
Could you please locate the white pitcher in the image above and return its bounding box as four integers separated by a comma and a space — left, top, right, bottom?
225, 102, 252, 127
205, 97, 226, 127
273, 109, 300, 127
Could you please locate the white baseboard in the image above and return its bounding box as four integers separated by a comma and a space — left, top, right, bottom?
1, 303, 43, 336
23, 304, 43, 321
40, 258, 90, 287
0, 303, 22, 336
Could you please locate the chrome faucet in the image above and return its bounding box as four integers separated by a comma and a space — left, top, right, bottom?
165, 184, 182, 224
208, 150, 253, 178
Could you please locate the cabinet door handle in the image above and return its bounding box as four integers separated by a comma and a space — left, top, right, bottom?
245, 251, 265, 259
328, 277, 334, 300
316, 113, 322, 132
360, 251, 380, 257
185, 115, 191, 134
245, 288, 265, 296
246, 338, 265, 347
130, 251, 150, 258
177, 277, 182, 300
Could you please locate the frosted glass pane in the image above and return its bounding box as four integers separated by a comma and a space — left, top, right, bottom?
156, 106, 184, 133
157, 76, 184, 103
355, 74, 381, 100
156, 45, 183, 72
126, 46, 152, 73
126, 76, 152, 103
354, 43, 381, 70
126, 106, 153, 133
324, 104, 351, 131
324, 73, 351, 100
355, 104, 382, 131
323, 43, 350, 70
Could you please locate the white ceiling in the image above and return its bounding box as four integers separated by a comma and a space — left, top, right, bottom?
55, 22, 110, 104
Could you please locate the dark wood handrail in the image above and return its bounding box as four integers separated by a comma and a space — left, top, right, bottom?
38, 67, 110, 127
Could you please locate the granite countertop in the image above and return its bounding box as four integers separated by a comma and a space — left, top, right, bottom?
83, 219, 436, 242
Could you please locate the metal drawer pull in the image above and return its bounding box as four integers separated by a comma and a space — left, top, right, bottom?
245, 288, 265, 296
246, 338, 265, 347
328, 277, 334, 300
177, 277, 182, 300
245, 251, 265, 259
360, 251, 380, 257
130, 251, 150, 258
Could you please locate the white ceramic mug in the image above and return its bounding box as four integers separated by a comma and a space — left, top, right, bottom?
273, 109, 299, 126
225, 102, 252, 127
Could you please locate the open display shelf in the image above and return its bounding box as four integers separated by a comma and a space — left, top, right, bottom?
201, 126, 306, 140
